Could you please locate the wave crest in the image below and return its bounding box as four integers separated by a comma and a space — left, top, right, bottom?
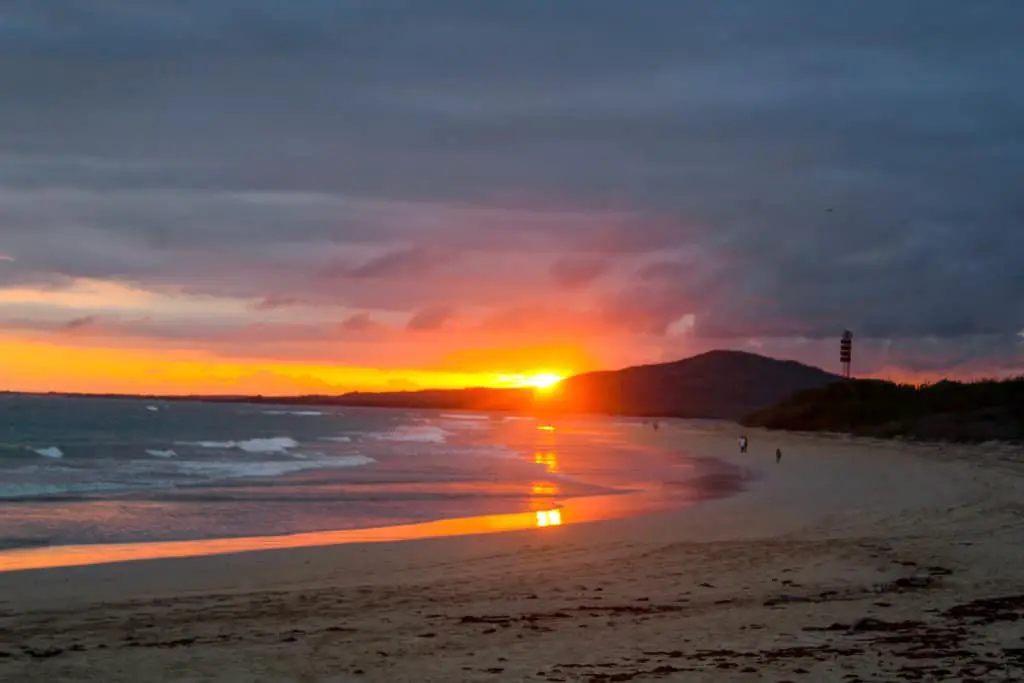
371, 426, 449, 444
177, 437, 301, 454
262, 410, 325, 417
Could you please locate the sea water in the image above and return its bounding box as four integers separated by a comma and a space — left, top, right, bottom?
0, 395, 743, 551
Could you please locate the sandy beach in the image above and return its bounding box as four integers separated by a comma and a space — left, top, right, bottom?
2, 423, 1024, 682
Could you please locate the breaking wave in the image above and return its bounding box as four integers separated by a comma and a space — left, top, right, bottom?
173, 454, 375, 480
370, 425, 449, 444
177, 437, 301, 454
262, 410, 325, 417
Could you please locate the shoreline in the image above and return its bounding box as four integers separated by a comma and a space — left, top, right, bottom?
0, 451, 748, 574
0, 490, 650, 574
3, 425, 1024, 681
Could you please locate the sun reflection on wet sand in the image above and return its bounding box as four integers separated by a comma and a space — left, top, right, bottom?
0, 490, 671, 573
535, 508, 563, 527
0, 417, 737, 574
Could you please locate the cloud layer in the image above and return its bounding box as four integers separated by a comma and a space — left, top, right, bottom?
0, 1, 1022, 387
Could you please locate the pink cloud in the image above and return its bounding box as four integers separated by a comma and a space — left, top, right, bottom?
406, 305, 456, 331
549, 256, 611, 290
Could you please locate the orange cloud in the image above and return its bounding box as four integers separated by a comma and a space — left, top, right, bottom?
0, 260, 1008, 397
0, 270, 647, 393
437, 344, 597, 377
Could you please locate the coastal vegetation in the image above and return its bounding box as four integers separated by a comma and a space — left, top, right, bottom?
741, 377, 1024, 442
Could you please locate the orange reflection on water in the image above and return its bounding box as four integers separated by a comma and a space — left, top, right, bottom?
535, 508, 563, 527
0, 490, 670, 573
537, 424, 556, 432
531, 482, 558, 496
534, 450, 558, 472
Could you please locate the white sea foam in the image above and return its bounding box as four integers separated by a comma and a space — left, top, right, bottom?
31, 446, 64, 459
237, 437, 301, 453
438, 417, 489, 432
439, 422, 488, 433
440, 413, 490, 421
323, 436, 353, 443
145, 449, 177, 458
183, 440, 236, 449
262, 410, 325, 417
146, 405, 160, 412
177, 437, 301, 454
174, 454, 374, 480
372, 425, 449, 444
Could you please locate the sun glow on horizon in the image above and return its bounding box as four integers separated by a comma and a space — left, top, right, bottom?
492, 372, 566, 390
519, 373, 565, 390
528, 373, 564, 389
0, 335, 575, 396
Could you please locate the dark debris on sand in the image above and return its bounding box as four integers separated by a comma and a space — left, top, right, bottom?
527, 583, 1024, 681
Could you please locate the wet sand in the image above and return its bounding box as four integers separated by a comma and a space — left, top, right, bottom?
2, 424, 1023, 681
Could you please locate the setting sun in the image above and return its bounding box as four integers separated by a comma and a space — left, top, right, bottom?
491, 371, 566, 391
525, 373, 564, 390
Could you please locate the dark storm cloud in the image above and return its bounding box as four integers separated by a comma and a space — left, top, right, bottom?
1, 1, 1023, 371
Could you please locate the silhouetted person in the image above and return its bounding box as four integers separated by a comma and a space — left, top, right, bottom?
652, 420, 660, 431
739, 436, 748, 453
775, 447, 782, 464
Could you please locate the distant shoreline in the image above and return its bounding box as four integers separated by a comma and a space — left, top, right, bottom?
0, 349, 848, 421
8, 389, 1023, 445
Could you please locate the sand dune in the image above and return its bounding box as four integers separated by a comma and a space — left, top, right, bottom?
2, 425, 1023, 681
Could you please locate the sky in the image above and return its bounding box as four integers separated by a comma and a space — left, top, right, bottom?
0, 1, 1022, 394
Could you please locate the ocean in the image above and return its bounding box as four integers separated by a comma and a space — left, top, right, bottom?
0, 395, 744, 555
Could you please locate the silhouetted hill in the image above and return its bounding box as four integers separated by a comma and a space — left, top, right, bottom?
740, 377, 1024, 442
213, 350, 840, 419
540, 350, 842, 419
200, 350, 839, 419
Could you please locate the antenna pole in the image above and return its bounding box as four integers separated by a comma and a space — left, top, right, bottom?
840, 330, 853, 379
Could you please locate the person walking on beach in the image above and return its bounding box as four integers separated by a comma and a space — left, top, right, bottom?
775, 447, 782, 464
739, 435, 748, 454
